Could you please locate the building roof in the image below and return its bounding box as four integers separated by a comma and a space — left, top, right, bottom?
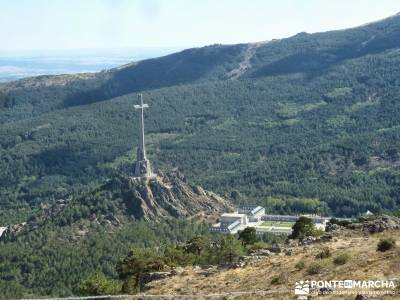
228, 220, 241, 230
221, 213, 246, 218
250, 206, 264, 215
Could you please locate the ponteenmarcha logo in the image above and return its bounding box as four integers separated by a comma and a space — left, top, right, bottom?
294, 279, 396, 296
311, 279, 396, 289
294, 280, 310, 295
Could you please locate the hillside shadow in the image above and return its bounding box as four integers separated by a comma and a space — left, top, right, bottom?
251, 31, 400, 79
63, 44, 246, 107
30, 145, 96, 178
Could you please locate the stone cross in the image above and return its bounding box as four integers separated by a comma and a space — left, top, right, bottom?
133, 93, 152, 177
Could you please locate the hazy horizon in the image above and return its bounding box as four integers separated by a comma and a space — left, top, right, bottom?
0, 47, 183, 82
2, 0, 400, 82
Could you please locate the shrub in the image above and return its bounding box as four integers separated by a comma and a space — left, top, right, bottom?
270, 276, 280, 284
117, 248, 167, 293
248, 241, 269, 251
185, 235, 209, 256
316, 248, 331, 259
289, 216, 319, 240
329, 218, 351, 227
333, 253, 350, 265
306, 262, 322, 275
295, 260, 305, 270
377, 238, 396, 252
262, 232, 287, 244
270, 273, 287, 285
163, 245, 195, 266
238, 227, 258, 246
214, 234, 245, 264
80, 272, 121, 295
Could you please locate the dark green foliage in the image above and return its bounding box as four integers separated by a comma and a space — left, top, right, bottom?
249, 14, 400, 78
73, 44, 247, 106
185, 235, 209, 256
115, 233, 246, 293
79, 272, 121, 296
261, 232, 287, 244
0, 45, 246, 120
163, 245, 196, 267
238, 227, 257, 246
270, 273, 287, 285
316, 248, 332, 259
333, 253, 350, 265
213, 234, 245, 264
247, 241, 269, 251
295, 260, 305, 270
0, 220, 208, 298
263, 197, 328, 216
329, 218, 352, 227
306, 262, 323, 275
289, 217, 317, 240
116, 248, 167, 293
377, 238, 396, 252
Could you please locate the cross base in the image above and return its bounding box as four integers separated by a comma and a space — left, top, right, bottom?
134, 159, 153, 178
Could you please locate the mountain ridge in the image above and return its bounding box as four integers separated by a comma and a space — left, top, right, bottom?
2, 12, 400, 122
1, 13, 400, 222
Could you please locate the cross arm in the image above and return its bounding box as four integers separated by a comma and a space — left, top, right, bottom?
134, 104, 149, 109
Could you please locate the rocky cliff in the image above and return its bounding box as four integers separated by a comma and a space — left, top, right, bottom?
105, 170, 233, 221
0, 170, 232, 241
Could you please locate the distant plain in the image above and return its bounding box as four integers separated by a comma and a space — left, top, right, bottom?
0, 47, 181, 82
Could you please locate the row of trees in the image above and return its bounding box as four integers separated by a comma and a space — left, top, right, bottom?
79, 218, 321, 296
80, 229, 267, 295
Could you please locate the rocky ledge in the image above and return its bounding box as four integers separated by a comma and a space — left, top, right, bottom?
104, 169, 233, 221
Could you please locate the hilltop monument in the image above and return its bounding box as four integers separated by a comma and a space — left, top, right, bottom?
133, 93, 153, 178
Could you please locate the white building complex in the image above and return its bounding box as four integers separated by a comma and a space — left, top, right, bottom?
210, 205, 265, 234
210, 205, 331, 235
238, 205, 265, 222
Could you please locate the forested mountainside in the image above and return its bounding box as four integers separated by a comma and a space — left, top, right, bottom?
2, 12, 400, 122
2, 14, 400, 223
0, 170, 230, 298
1, 12, 400, 299
0, 44, 246, 121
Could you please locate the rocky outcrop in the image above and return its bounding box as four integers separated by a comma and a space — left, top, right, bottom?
361, 215, 400, 233
105, 170, 233, 221
248, 249, 272, 256
299, 236, 319, 245
268, 244, 282, 253
355, 294, 372, 300
139, 271, 173, 291
0, 223, 26, 241
8, 170, 232, 237
325, 222, 341, 232
326, 215, 400, 234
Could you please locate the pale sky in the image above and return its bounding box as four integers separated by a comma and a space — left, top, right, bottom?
2, 0, 400, 51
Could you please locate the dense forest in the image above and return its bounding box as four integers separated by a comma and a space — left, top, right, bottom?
0, 219, 209, 298
2, 50, 400, 221
1, 13, 400, 298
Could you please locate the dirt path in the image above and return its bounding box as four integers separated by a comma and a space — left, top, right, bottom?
226, 43, 262, 79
